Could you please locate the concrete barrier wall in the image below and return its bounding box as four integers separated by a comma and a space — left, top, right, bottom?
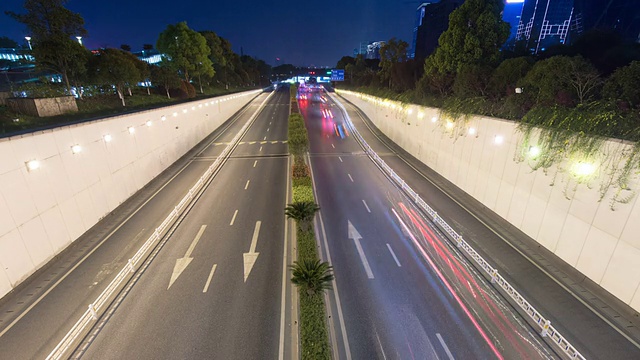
338, 90, 640, 312
0, 90, 260, 298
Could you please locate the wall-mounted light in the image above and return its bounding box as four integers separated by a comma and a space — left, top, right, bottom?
71, 144, 82, 154
573, 162, 596, 177
173, 112, 178, 117
128, 127, 136, 134
468, 127, 476, 135
407, 108, 413, 115
417, 112, 424, 119
161, 115, 166, 121
528, 146, 541, 158
445, 121, 454, 129
103, 134, 113, 142
26, 159, 40, 171
191, 106, 196, 110
198, 104, 202, 108
431, 116, 438, 123
494, 135, 504, 145
205, 103, 209, 107
146, 120, 152, 127
182, 109, 188, 114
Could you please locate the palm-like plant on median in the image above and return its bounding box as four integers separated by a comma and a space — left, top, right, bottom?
290, 259, 334, 295
285, 201, 320, 231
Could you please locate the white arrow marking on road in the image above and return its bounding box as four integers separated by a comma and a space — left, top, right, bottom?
348, 220, 374, 279
243, 221, 261, 282
168, 225, 207, 289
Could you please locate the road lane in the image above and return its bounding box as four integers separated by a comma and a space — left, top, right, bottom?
78, 87, 291, 359
0, 92, 273, 360
300, 90, 556, 359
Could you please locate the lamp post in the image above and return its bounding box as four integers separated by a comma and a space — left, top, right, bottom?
25, 36, 32, 50
76, 36, 83, 46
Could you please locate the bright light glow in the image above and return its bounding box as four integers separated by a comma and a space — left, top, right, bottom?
103, 134, 112, 142
128, 127, 136, 134
146, 120, 152, 127
417, 112, 424, 119
494, 135, 504, 145
205, 103, 209, 107
161, 115, 166, 121
573, 162, 596, 176
529, 146, 541, 158
191, 106, 196, 110
391, 103, 397, 109
173, 112, 178, 117
26, 160, 40, 171
407, 108, 413, 115
71, 144, 82, 154
505, 0, 524, 3
468, 127, 476, 135
182, 109, 188, 113
431, 116, 438, 123
445, 121, 454, 129
198, 104, 202, 108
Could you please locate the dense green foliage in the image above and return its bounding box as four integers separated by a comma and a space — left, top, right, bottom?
290, 259, 334, 295
156, 22, 213, 84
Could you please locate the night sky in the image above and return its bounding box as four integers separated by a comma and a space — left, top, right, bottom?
1, 0, 418, 67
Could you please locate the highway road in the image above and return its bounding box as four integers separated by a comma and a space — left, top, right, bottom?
0, 87, 296, 359
300, 88, 556, 360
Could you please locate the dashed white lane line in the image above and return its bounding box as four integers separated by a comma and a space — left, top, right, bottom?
338, 156, 343, 162
202, 264, 217, 293
259, 146, 263, 152
348, 174, 354, 182
331, 143, 335, 149
267, 128, 270, 132
362, 200, 371, 213
245, 180, 250, 190
253, 160, 258, 167
386, 243, 401, 267
436, 333, 455, 360
264, 136, 267, 140
230, 210, 238, 225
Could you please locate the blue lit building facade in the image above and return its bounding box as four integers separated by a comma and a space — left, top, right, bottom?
516, 0, 580, 53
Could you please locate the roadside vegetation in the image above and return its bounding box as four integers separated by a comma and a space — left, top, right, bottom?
2, 0, 271, 135
286, 84, 332, 359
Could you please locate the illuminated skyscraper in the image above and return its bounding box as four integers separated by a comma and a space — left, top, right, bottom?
516, 0, 580, 53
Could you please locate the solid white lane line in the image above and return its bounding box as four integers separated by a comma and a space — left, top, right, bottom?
278, 156, 291, 360
338, 156, 343, 162
348, 174, 354, 182
375, 331, 388, 360
202, 264, 217, 293
253, 160, 258, 167
362, 199, 371, 213
386, 244, 402, 267
230, 210, 238, 225
331, 143, 335, 149
436, 333, 455, 360
245, 180, 250, 190
259, 146, 263, 152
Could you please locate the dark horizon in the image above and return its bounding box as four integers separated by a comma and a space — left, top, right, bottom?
1, 0, 416, 67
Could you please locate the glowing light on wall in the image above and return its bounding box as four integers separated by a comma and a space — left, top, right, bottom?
494, 135, 504, 145
468, 127, 476, 135
445, 121, 454, 129
529, 146, 541, 158
161, 115, 166, 121
103, 134, 112, 142
573, 162, 596, 177
146, 120, 153, 127
71, 144, 82, 154
128, 127, 136, 134
431, 116, 438, 123
26, 160, 40, 171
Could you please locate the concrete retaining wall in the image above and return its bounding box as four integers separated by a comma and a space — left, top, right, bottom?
0, 90, 260, 298
7, 96, 78, 117
338, 90, 640, 312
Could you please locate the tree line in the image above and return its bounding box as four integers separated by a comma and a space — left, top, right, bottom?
335, 0, 640, 142
4, 0, 271, 106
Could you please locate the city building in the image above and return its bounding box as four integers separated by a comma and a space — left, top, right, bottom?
354, 41, 386, 60
502, 0, 525, 50
412, 0, 462, 62
0, 48, 34, 63
579, 0, 640, 43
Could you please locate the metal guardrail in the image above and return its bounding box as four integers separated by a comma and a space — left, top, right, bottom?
46, 90, 268, 359
331, 90, 586, 360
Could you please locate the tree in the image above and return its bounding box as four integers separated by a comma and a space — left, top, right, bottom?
290, 259, 334, 296
453, 64, 493, 98
0, 36, 19, 48
156, 22, 213, 83
90, 48, 142, 106
603, 61, 640, 109
423, 0, 510, 75
6, 0, 88, 93
285, 201, 320, 231
379, 38, 409, 90
522, 56, 574, 105
150, 63, 181, 98
143, 43, 154, 51
567, 56, 602, 104
336, 56, 356, 70
120, 44, 131, 52
488, 57, 533, 98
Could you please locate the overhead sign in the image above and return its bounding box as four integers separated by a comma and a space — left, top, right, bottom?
331, 69, 345, 81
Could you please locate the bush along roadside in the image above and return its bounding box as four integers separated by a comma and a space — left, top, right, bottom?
286, 85, 332, 360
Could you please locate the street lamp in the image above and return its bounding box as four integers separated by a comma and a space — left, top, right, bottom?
25, 36, 32, 50
76, 36, 83, 46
